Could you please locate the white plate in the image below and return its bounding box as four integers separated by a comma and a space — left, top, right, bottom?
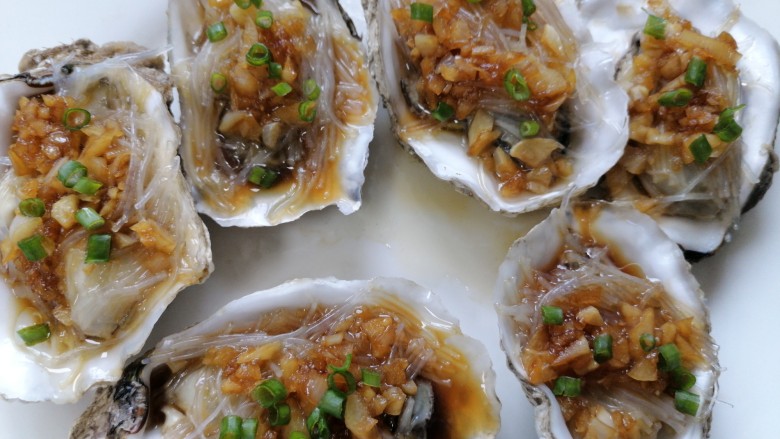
0, 1, 778, 437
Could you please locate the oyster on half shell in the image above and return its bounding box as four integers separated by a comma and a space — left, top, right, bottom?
367, 0, 628, 213
169, 0, 377, 227
72, 278, 501, 439
496, 204, 718, 438
0, 41, 212, 403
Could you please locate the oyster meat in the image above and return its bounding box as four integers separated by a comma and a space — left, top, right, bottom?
169, 0, 378, 226
368, 0, 628, 213
0, 41, 212, 403
72, 278, 501, 438
496, 204, 719, 438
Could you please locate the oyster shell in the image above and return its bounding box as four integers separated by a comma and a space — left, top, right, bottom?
496, 204, 719, 438
580, 0, 780, 254
71, 278, 501, 438
367, 0, 628, 213
169, 0, 377, 227
0, 41, 212, 403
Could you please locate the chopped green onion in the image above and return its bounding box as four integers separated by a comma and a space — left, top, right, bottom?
303, 78, 321, 100
670, 367, 696, 390
57, 160, 87, 188
361, 368, 381, 387
16, 323, 50, 346
299, 100, 318, 122
541, 305, 564, 325
75, 207, 105, 231
593, 333, 613, 364
639, 333, 656, 352
269, 62, 283, 79
268, 403, 291, 427
252, 378, 287, 408
86, 234, 111, 263
520, 120, 540, 137
522, 0, 536, 17
643, 14, 667, 40
524, 18, 538, 31
247, 166, 279, 188
658, 88, 693, 107
328, 354, 353, 373
19, 198, 45, 217
410, 3, 434, 23
62, 108, 91, 131
306, 408, 330, 439
657, 343, 681, 372
713, 105, 745, 142
685, 56, 707, 88
255, 10, 274, 29
234, 0, 251, 9
674, 390, 700, 416
328, 370, 356, 396
246, 43, 271, 66
73, 177, 103, 195
250, 0, 261, 6
504, 68, 531, 101
17, 234, 47, 262
466, 0, 481, 3
220, 415, 242, 439
290, 433, 306, 439
552, 376, 581, 397
207, 22, 228, 43
318, 389, 346, 419
211, 73, 228, 93
431, 101, 454, 122
271, 82, 293, 97
689, 134, 712, 164
240, 418, 257, 439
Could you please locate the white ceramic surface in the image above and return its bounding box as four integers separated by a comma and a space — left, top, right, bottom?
0, 1, 777, 437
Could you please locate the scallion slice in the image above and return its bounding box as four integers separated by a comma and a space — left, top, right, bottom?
85, 234, 112, 264
250, 0, 261, 6
73, 177, 103, 195
361, 368, 381, 387
75, 207, 106, 231
62, 108, 91, 131
19, 198, 45, 217
318, 389, 346, 419
466, 0, 481, 3
207, 22, 228, 43
290, 432, 306, 439
674, 390, 700, 416
303, 78, 321, 100
211, 73, 228, 93
688, 134, 712, 164
240, 418, 257, 439
643, 14, 667, 40
658, 343, 681, 372
271, 82, 293, 97
252, 378, 287, 408
234, 0, 251, 9
328, 370, 356, 396
593, 333, 613, 364
431, 101, 454, 122
670, 367, 696, 390
520, 120, 540, 137
268, 403, 291, 426
685, 56, 707, 88
306, 408, 330, 439
246, 43, 271, 66
713, 104, 745, 142
220, 415, 242, 439
269, 62, 283, 79
247, 166, 279, 188
658, 88, 693, 107
410, 2, 434, 23
521, 0, 536, 17
639, 332, 656, 352
504, 68, 531, 101
17, 323, 50, 346
298, 100, 318, 122
552, 376, 581, 397
57, 160, 87, 188
256, 10, 274, 29
328, 354, 353, 373
17, 234, 47, 262
541, 305, 564, 325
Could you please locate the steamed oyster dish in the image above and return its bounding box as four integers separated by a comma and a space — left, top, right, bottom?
169, 0, 377, 227
496, 205, 718, 438
72, 278, 500, 438
369, 0, 627, 212
585, 0, 780, 254
0, 41, 212, 402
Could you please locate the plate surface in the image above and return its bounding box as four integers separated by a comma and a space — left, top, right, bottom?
0, 1, 778, 437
